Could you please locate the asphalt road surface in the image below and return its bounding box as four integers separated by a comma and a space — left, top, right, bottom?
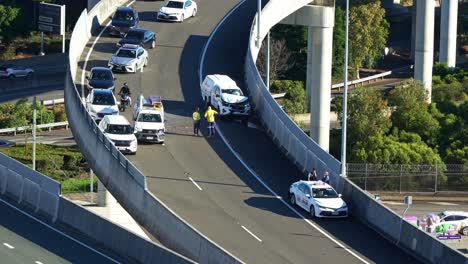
0, 198, 122, 264
77, 0, 419, 263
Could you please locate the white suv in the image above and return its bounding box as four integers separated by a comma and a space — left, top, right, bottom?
98, 115, 138, 154
86, 89, 119, 122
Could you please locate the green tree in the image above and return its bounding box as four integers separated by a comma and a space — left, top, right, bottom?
349, 1, 389, 78
273, 80, 307, 114
332, 7, 345, 81
0, 3, 20, 42
389, 80, 440, 146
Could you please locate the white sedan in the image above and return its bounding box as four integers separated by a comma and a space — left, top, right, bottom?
157, 0, 197, 22
108, 44, 148, 73
289, 180, 348, 218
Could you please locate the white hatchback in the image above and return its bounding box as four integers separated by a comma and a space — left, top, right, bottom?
289, 180, 348, 218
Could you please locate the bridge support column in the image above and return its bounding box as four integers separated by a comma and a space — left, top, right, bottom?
308, 26, 333, 151
97, 179, 108, 207
439, 0, 458, 68
414, 0, 435, 103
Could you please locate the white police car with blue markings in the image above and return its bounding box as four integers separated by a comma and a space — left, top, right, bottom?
289, 180, 348, 218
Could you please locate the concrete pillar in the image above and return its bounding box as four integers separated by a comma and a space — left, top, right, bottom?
306, 27, 313, 99
414, 0, 435, 103
439, 0, 458, 67
97, 179, 108, 207
309, 26, 333, 151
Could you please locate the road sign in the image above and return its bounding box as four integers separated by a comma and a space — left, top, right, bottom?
38, 2, 65, 35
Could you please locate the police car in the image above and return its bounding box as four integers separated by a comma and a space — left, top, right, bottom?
289, 180, 348, 218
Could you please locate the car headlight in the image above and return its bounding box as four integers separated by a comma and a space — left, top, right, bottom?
135, 127, 142, 132
116, 42, 122, 47
340, 205, 348, 210
159, 11, 166, 16
222, 100, 229, 106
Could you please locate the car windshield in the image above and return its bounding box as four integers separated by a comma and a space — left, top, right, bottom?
107, 124, 132, 134
222, 89, 243, 96
137, 113, 162, 122
116, 49, 136, 58
114, 11, 134, 21
125, 31, 144, 40
166, 1, 183, 8
91, 70, 113, 80
313, 188, 339, 198
92, 94, 115, 105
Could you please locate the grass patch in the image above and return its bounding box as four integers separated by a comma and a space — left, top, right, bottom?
0, 144, 92, 193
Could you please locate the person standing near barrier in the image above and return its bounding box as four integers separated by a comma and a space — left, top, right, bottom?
307, 168, 318, 181
322, 170, 330, 184
204, 106, 218, 138
192, 107, 201, 136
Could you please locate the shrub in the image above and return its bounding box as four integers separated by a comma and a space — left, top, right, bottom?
53, 105, 67, 122
0, 46, 16, 60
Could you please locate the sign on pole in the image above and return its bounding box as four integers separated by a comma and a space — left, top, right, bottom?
38, 2, 66, 53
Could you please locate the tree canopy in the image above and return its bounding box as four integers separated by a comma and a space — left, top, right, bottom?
0, 4, 20, 42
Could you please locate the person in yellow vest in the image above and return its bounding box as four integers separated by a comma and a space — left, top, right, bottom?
204, 106, 218, 138
192, 107, 201, 136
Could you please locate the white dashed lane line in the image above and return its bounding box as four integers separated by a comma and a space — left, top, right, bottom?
428, 202, 459, 206
3, 243, 14, 249
241, 226, 262, 242
188, 177, 203, 191
35, 261, 44, 264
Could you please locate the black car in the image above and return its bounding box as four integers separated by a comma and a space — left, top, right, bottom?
117, 28, 156, 49
109, 6, 139, 36
86, 67, 116, 91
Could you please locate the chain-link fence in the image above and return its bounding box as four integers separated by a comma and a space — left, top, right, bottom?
347, 163, 468, 193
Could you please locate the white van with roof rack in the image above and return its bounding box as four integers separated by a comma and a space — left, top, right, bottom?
133, 94, 165, 143
201, 74, 251, 117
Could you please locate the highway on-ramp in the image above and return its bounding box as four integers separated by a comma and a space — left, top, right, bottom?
78, 0, 419, 263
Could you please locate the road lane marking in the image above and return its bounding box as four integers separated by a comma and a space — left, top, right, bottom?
188, 177, 203, 191
3, 243, 14, 249
199, 3, 370, 263
35, 261, 44, 264
428, 202, 459, 206
382, 201, 405, 205
241, 226, 262, 242
0, 198, 120, 263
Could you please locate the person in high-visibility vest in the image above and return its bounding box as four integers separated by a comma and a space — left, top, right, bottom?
204, 106, 218, 137
192, 107, 201, 136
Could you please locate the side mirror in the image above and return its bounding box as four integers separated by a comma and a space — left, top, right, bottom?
306, 194, 311, 199
338, 194, 342, 198
86, 76, 90, 80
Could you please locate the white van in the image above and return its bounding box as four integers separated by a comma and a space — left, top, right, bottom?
98, 115, 138, 154
201, 74, 251, 116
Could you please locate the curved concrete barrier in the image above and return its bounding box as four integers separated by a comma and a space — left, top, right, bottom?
66, 1, 243, 263
245, 1, 467, 263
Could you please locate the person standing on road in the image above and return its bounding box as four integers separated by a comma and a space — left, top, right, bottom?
307, 168, 318, 181
322, 170, 330, 184
204, 106, 218, 138
192, 107, 201, 136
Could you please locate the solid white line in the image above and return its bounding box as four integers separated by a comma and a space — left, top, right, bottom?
241, 226, 262, 242
35, 261, 44, 264
0, 198, 120, 263
428, 202, 458, 206
3, 243, 14, 249
80, 0, 137, 95
188, 177, 203, 191
198, 2, 369, 263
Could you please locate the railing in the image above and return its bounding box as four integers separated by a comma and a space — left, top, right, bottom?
0, 121, 69, 135
41, 98, 65, 106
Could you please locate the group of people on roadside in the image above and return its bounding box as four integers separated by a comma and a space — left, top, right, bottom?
307, 168, 330, 184
192, 106, 218, 138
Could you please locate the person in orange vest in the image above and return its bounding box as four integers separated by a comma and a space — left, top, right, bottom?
192, 107, 201, 136
204, 106, 218, 138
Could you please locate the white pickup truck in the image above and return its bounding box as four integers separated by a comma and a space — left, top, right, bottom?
133, 94, 165, 143
201, 74, 251, 117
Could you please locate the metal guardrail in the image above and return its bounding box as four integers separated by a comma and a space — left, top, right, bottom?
41, 98, 65, 106
0, 121, 69, 135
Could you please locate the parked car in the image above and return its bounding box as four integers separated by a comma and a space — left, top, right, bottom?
108, 44, 148, 73
437, 211, 468, 235
117, 28, 156, 49
0, 64, 34, 79
86, 89, 119, 122
289, 180, 348, 218
86, 67, 116, 91
98, 115, 137, 154
157, 0, 197, 22
109, 6, 139, 36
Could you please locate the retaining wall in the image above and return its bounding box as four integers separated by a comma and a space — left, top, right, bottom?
245, 0, 468, 263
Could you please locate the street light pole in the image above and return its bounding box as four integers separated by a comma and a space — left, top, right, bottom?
33, 96, 37, 171
340, 0, 349, 178
257, 0, 261, 47
266, 31, 270, 90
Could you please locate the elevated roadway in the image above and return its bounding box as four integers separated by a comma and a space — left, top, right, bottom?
77, 0, 419, 263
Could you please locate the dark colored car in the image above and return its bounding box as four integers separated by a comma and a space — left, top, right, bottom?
109, 6, 139, 36
86, 67, 116, 91
117, 28, 156, 49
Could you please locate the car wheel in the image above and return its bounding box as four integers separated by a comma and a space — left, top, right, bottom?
151, 39, 156, 49
9, 74, 16, 79
290, 194, 296, 205
26, 72, 33, 79
462, 226, 468, 236
310, 205, 316, 218
192, 8, 197, 17
144, 58, 148, 66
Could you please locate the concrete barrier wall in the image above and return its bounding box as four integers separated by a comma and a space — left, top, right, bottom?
58, 197, 194, 264
245, 1, 467, 263
0, 153, 60, 221
66, 2, 242, 263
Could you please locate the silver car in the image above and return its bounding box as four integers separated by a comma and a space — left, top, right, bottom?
108, 44, 148, 73
0, 64, 34, 78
